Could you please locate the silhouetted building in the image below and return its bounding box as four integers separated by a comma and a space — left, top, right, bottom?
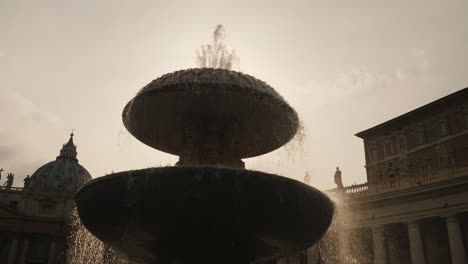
321, 87, 468, 264
0, 133, 91, 264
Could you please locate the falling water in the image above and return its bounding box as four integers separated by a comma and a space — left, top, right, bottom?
66, 208, 141, 264
279, 193, 374, 264
326, 193, 374, 264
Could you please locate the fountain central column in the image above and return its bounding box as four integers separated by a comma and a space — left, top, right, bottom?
177, 114, 244, 168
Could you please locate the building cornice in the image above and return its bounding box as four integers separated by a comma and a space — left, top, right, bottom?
352, 174, 468, 203
355, 87, 468, 138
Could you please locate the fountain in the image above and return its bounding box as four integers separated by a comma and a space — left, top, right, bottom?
74, 28, 334, 264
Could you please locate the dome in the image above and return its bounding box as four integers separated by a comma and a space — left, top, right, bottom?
25, 133, 92, 193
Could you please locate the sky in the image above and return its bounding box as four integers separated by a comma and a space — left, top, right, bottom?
1, 0, 467, 189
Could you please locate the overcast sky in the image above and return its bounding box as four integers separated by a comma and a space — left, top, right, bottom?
1, 0, 467, 189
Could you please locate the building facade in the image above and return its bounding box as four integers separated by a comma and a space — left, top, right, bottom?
0, 134, 91, 264
319, 87, 468, 264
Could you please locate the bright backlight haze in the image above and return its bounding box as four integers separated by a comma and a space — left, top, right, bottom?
1, 0, 467, 189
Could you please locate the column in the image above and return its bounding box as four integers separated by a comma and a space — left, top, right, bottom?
47, 240, 57, 264
8, 239, 19, 264
19, 239, 29, 264
445, 215, 468, 264
424, 223, 440, 264
372, 225, 387, 264
407, 221, 426, 264
386, 229, 401, 264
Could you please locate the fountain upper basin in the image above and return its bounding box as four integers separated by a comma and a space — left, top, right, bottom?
75, 167, 334, 264
123, 68, 299, 160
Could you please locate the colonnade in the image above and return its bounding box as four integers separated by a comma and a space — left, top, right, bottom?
372, 214, 467, 264
7, 236, 58, 264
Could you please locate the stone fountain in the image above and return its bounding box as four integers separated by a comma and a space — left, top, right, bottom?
75, 68, 334, 264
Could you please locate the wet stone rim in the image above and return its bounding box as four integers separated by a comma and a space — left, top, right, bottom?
138, 68, 285, 101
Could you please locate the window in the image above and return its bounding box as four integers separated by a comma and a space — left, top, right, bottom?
9, 201, 18, 209
387, 161, 394, 169
421, 162, 429, 173
398, 136, 406, 150
440, 122, 449, 136
384, 142, 392, 155
369, 147, 376, 161
464, 113, 468, 128
416, 134, 425, 145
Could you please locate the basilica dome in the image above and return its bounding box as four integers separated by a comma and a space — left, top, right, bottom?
25, 133, 92, 193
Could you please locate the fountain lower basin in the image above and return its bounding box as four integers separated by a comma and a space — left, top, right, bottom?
75, 167, 334, 264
